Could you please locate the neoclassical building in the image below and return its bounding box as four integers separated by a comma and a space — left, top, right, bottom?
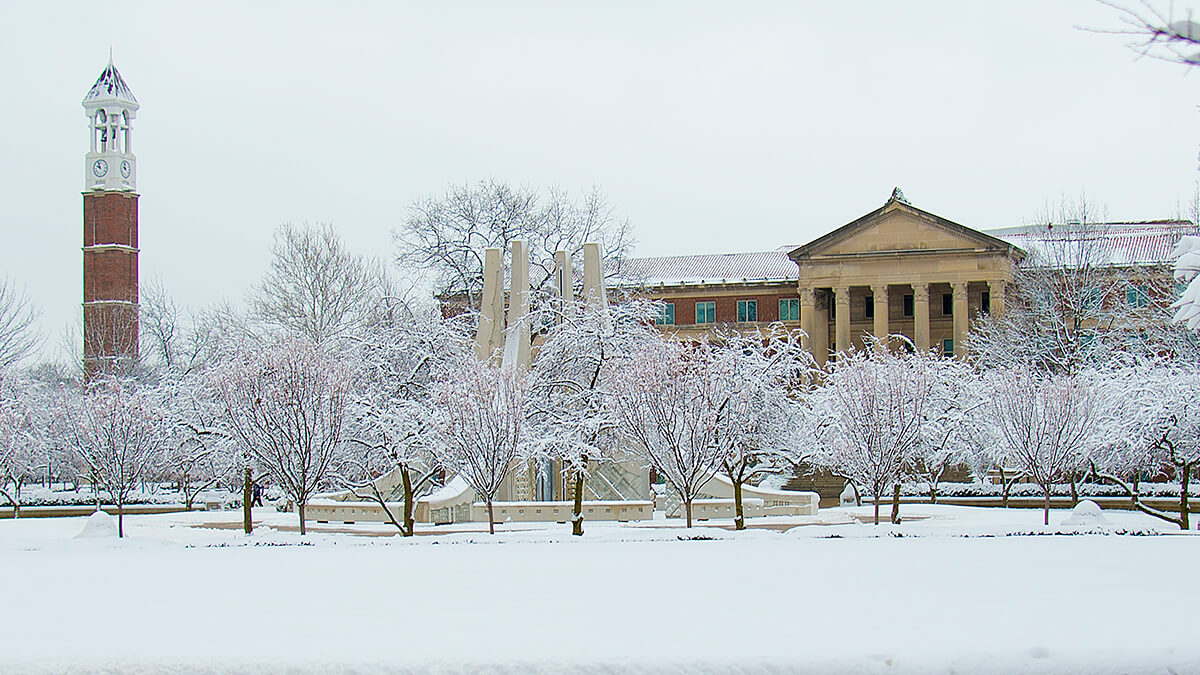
614, 189, 1194, 362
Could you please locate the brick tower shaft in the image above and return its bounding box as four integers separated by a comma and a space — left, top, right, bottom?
81, 57, 140, 379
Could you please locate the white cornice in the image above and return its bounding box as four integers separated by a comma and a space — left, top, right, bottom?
82, 245, 139, 254
82, 300, 138, 307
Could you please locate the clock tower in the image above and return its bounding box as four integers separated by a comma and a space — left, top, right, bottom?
82, 55, 140, 378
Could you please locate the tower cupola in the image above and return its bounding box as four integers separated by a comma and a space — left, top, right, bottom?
82, 55, 139, 192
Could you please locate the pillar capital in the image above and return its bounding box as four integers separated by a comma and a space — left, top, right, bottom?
871, 283, 890, 300
912, 283, 929, 303
834, 286, 851, 306
951, 280, 968, 300
799, 287, 817, 305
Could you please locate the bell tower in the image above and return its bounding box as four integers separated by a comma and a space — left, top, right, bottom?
82, 55, 140, 378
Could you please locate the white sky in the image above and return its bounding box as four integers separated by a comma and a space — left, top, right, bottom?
1, 1, 1197, 361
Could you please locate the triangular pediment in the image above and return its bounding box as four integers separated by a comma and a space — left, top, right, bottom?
790, 198, 1022, 261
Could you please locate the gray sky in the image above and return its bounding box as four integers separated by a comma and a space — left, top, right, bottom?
1, 1, 1198, 361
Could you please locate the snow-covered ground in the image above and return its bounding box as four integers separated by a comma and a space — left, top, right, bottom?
0, 504, 1195, 674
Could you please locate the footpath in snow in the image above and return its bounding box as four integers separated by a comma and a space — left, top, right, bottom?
0, 503, 1195, 674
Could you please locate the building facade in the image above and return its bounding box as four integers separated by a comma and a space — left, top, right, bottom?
614, 189, 1195, 362
81, 58, 141, 378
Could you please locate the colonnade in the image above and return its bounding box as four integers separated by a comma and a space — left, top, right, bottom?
798, 279, 1007, 363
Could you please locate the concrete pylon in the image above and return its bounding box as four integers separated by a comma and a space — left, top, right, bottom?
555, 249, 574, 317
500, 239, 532, 371
474, 247, 504, 362
581, 242, 607, 307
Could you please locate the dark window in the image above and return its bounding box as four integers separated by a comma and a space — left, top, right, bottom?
942, 293, 953, 316
903, 294, 914, 317
778, 298, 799, 321
865, 295, 874, 319
654, 303, 675, 326
981, 291, 991, 315
942, 338, 954, 356
736, 300, 758, 322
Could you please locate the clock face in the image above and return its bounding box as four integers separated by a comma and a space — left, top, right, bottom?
92, 159, 108, 178
120, 161, 131, 179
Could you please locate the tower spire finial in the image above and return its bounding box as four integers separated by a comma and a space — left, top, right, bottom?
108, 45, 113, 66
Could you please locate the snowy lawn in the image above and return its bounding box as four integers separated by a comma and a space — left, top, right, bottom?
0, 504, 1196, 674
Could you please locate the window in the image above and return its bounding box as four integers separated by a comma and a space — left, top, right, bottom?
942, 293, 953, 316
654, 302, 675, 326
1178, 280, 1190, 297
737, 300, 758, 322
942, 338, 954, 357
778, 298, 800, 322
903, 294, 914, 317
981, 291, 991, 315
865, 295, 874, 319
695, 301, 715, 324
1126, 284, 1150, 308
1085, 288, 1103, 310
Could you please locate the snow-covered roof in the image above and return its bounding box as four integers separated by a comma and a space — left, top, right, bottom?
987, 220, 1198, 267
82, 60, 138, 108
612, 248, 799, 287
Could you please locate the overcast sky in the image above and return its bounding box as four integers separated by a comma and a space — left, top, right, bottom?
1, 1, 1197, 361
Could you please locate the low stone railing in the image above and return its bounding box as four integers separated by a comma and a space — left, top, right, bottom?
470, 500, 653, 523
305, 498, 655, 525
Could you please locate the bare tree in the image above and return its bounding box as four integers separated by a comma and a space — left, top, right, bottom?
211, 337, 351, 534
968, 195, 1175, 374
608, 338, 726, 528
807, 340, 931, 525
339, 304, 470, 536
0, 375, 47, 517
395, 181, 633, 310
428, 357, 529, 535
1092, 363, 1200, 529
986, 368, 1097, 526
63, 376, 170, 537
527, 298, 661, 535
1098, 1, 1200, 65
0, 278, 41, 370
249, 223, 387, 348
708, 327, 811, 530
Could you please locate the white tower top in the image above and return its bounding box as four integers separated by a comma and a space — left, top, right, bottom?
82, 56, 139, 192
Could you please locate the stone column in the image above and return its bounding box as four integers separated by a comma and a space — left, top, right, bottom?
813, 291, 830, 366
505, 239, 532, 371
951, 281, 969, 358
872, 283, 889, 344
988, 279, 1006, 319
799, 288, 816, 353
913, 283, 930, 353
834, 286, 850, 356
474, 247, 504, 362
581, 242, 607, 306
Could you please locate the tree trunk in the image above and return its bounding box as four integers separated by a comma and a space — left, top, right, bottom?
684, 497, 693, 528
929, 482, 938, 505
400, 465, 415, 537
890, 482, 901, 524
999, 466, 1010, 508
571, 459, 586, 537
117, 499, 124, 538
243, 468, 253, 535
1042, 486, 1051, 526
1069, 475, 1079, 507
486, 499, 495, 535
1181, 464, 1191, 531
298, 500, 307, 535
732, 478, 745, 530
873, 490, 880, 525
